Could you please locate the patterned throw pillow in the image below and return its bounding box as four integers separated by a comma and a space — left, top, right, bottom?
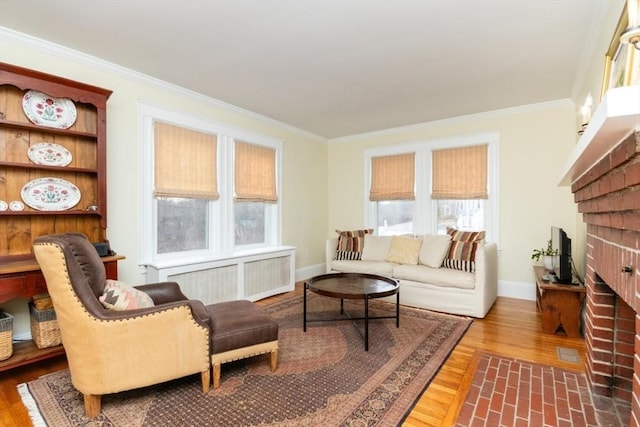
99, 279, 155, 311
335, 229, 374, 260
442, 228, 485, 272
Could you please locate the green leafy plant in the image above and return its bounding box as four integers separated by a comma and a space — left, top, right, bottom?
531, 239, 558, 261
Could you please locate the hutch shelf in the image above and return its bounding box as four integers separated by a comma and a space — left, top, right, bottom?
0, 61, 117, 370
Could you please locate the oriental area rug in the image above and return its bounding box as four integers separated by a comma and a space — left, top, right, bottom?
19, 294, 471, 427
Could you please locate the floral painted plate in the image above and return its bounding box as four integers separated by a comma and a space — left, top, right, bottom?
21, 177, 81, 211
27, 142, 72, 167
22, 90, 77, 129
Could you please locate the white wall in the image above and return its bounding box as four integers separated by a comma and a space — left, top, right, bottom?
0, 29, 329, 336
0, 0, 631, 336
327, 101, 578, 298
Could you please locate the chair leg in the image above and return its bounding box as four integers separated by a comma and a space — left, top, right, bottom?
201, 369, 211, 393
213, 363, 221, 389
83, 394, 101, 418
270, 349, 278, 372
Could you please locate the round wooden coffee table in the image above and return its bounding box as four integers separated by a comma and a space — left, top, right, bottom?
303, 272, 399, 351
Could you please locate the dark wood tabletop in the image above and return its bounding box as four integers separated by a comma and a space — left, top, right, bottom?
305, 272, 398, 299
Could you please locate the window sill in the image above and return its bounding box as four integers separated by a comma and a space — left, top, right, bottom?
141, 245, 296, 270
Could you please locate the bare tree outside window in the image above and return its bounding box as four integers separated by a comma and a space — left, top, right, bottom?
157, 197, 207, 253
376, 200, 414, 235
235, 202, 266, 245
436, 199, 484, 233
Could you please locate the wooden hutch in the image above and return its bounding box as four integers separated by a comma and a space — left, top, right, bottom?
0, 62, 121, 370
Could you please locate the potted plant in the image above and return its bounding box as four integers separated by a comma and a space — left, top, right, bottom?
531, 239, 558, 271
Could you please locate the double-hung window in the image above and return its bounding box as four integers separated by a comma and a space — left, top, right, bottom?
140, 103, 282, 268
365, 132, 498, 242
234, 141, 278, 247
369, 153, 416, 236
432, 144, 488, 234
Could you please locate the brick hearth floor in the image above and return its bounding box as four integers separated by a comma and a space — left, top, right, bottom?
455, 352, 631, 426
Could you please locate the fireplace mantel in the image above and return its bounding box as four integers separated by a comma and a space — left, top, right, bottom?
560, 86, 640, 186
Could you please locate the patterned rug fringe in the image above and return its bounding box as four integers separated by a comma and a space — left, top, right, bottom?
17, 383, 47, 427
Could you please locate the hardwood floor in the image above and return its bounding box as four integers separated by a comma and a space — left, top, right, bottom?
0, 284, 585, 427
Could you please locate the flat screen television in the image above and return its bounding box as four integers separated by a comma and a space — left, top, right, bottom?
551, 226, 572, 284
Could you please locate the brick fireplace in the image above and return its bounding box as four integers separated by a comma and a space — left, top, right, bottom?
570, 129, 640, 425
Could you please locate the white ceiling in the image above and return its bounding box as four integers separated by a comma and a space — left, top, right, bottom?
0, 1, 619, 139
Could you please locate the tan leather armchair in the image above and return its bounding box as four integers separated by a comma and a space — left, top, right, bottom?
33, 233, 211, 418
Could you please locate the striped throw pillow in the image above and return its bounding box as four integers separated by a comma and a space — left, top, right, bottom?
446, 227, 485, 242
442, 240, 480, 272
335, 229, 373, 260
443, 227, 485, 272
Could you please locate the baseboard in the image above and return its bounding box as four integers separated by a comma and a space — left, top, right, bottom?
295, 263, 325, 282
13, 332, 32, 341
297, 269, 536, 301
498, 280, 536, 301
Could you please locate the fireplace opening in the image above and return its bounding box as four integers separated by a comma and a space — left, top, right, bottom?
585, 273, 634, 421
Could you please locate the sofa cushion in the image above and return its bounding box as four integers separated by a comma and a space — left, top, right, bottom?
335, 229, 373, 260
99, 279, 155, 311
331, 259, 396, 277
418, 234, 452, 268
385, 236, 422, 265
361, 235, 393, 261
393, 264, 475, 290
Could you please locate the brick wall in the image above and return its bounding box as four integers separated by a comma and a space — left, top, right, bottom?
571, 131, 640, 426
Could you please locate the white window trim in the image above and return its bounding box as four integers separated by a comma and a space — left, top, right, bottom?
364, 131, 500, 244
139, 101, 283, 269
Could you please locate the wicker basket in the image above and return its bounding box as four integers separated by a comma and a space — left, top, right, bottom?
0, 311, 13, 361
29, 302, 61, 349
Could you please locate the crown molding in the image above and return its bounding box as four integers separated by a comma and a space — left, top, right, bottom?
0, 26, 327, 144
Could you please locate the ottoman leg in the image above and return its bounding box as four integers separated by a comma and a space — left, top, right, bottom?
213, 363, 221, 389
270, 349, 278, 372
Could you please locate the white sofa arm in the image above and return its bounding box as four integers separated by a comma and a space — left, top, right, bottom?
326, 238, 338, 273
474, 242, 498, 317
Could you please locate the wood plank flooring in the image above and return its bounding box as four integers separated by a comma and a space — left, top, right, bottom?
0, 284, 585, 427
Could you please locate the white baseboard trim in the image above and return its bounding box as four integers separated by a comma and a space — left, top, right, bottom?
498, 280, 536, 301
13, 332, 32, 341
295, 264, 325, 282
297, 268, 537, 302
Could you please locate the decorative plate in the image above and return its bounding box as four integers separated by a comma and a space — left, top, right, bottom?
21, 177, 81, 211
9, 201, 24, 211
0, 201, 6, 211
27, 142, 72, 167
22, 90, 77, 129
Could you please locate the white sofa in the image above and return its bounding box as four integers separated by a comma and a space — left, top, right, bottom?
325, 235, 498, 318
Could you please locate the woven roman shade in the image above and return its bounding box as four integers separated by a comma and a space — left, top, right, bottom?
154, 121, 218, 199
235, 141, 277, 203
369, 153, 415, 201
432, 144, 488, 199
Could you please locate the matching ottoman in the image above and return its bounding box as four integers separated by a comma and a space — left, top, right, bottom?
206, 300, 279, 388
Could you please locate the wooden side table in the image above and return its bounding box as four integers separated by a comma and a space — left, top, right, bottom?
534, 266, 585, 338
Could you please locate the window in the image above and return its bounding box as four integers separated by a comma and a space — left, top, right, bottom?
369, 153, 415, 236
153, 121, 217, 254
364, 132, 499, 242
432, 144, 487, 233
140, 103, 283, 267
234, 141, 278, 247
